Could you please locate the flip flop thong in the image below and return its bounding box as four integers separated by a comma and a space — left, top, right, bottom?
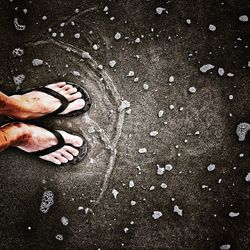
30, 130, 88, 166
13, 81, 92, 117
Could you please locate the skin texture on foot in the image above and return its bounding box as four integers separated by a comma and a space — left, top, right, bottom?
8, 82, 85, 119
13, 123, 83, 165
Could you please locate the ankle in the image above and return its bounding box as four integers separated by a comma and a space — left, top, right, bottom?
2, 122, 32, 146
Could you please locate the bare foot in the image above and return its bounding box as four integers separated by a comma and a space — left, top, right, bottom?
9, 82, 85, 119
13, 123, 83, 165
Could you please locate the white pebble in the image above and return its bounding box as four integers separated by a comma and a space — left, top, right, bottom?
169, 76, 174, 82
114, 32, 121, 40
173, 205, 183, 216
143, 83, 149, 90
118, 100, 130, 112
32, 59, 43, 66
188, 86, 196, 93
74, 33, 80, 39
165, 164, 173, 171
109, 60, 116, 68
139, 148, 147, 154
208, 24, 216, 31
200, 64, 215, 73
207, 164, 216, 172
157, 165, 165, 175
239, 15, 248, 22
129, 180, 134, 188
218, 68, 225, 76
127, 71, 135, 77
152, 211, 162, 219
158, 110, 164, 117
160, 183, 167, 189
220, 244, 231, 250
112, 189, 119, 199
229, 212, 239, 217
245, 173, 250, 182
150, 131, 158, 137
156, 7, 165, 15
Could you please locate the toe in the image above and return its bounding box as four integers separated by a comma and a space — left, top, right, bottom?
62, 84, 72, 91
59, 99, 85, 115
57, 130, 84, 148
61, 148, 74, 161
66, 87, 78, 95
68, 92, 82, 101
40, 155, 61, 165
53, 152, 68, 163
64, 145, 79, 156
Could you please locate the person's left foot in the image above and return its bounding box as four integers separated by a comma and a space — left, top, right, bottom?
8, 82, 85, 119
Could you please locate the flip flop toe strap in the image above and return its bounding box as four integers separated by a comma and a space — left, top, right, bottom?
31, 130, 65, 157
38, 87, 69, 115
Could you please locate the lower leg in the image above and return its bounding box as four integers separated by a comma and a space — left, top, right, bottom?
0, 122, 30, 152
0, 91, 23, 117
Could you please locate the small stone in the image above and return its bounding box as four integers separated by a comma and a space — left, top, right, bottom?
131, 201, 136, 206
169, 76, 174, 82
61, 216, 69, 226
165, 164, 173, 171
200, 64, 214, 73
13, 74, 25, 85
229, 212, 239, 217
173, 205, 183, 216
12, 48, 24, 57
114, 32, 121, 40
124, 228, 129, 233
188, 86, 196, 93
127, 71, 135, 77
169, 105, 174, 110
207, 164, 216, 172
220, 244, 231, 250
229, 95, 233, 100
152, 211, 162, 219
236, 122, 250, 141
32, 59, 43, 66
139, 148, 147, 154
93, 44, 98, 50
112, 189, 119, 199
78, 206, 84, 210
129, 180, 134, 188
118, 100, 130, 112
156, 7, 165, 15
160, 183, 167, 189
245, 173, 250, 182
239, 15, 248, 22
218, 68, 225, 76
42, 16, 47, 20
157, 165, 165, 175
73, 71, 80, 76
109, 60, 116, 68
208, 24, 216, 31
150, 131, 158, 137
143, 83, 149, 90
158, 110, 164, 117
186, 19, 191, 24
135, 38, 140, 43
74, 33, 80, 39
55, 234, 63, 241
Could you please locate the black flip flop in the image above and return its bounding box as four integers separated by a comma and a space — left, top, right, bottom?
12, 82, 92, 117
30, 130, 88, 166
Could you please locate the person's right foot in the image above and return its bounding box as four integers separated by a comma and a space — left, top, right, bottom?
8, 123, 83, 165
